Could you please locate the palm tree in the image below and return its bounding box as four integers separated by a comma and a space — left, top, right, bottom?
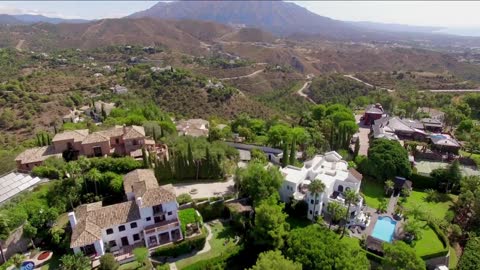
87, 168, 102, 196
308, 180, 326, 223
341, 189, 359, 238
326, 201, 346, 229
384, 179, 395, 196
0, 215, 10, 263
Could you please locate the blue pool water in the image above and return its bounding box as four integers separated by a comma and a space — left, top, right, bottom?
371, 216, 397, 242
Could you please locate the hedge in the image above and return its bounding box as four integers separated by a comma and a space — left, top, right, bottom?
151, 228, 207, 258
409, 173, 438, 190
194, 200, 229, 222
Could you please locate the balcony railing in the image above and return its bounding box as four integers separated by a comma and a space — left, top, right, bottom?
144, 218, 180, 235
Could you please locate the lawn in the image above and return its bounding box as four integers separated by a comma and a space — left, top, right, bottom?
118, 261, 141, 270
449, 246, 459, 269
413, 222, 445, 257
361, 178, 387, 209
403, 189, 456, 220
175, 221, 239, 269
460, 150, 480, 166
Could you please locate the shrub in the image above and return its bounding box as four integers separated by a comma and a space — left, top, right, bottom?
89, 157, 142, 173
32, 165, 62, 179
195, 201, 228, 221
99, 253, 119, 270
178, 208, 202, 235
410, 173, 438, 190
177, 193, 193, 205
156, 265, 170, 270
151, 229, 207, 258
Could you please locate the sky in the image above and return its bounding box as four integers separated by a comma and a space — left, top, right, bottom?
0, 1, 480, 28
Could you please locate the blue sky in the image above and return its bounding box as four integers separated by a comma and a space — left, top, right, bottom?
1, 1, 480, 27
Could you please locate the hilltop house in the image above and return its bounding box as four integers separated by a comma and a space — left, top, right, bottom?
176, 119, 209, 137
279, 151, 363, 222
372, 116, 428, 141
363, 103, 385, 125
69, 169, 182, 257
15, 126, 167, 171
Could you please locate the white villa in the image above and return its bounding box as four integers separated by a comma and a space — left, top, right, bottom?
68, 169, 182, 258
279, 151, 364, 222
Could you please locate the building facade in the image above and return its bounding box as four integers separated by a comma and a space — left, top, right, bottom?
69, 169, 182, 257
279, 151, 363, 222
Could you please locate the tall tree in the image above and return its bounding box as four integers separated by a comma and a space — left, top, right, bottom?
326, 201, 346, 229
458, 237, 480, 270
341, 189, 359, 238
249, 250, 301, 270
60, 253, 91, 270
289, 139, 296, 165
382, 241, 425, 270
308, 180, 326, 222
236, 163, 283, 205
366, 139, 411, 180
286, 226, 369, 270
282, 142, 289, 168
252, 196, 289, 249
0, 215, 10, 263
99, 253, 119, 270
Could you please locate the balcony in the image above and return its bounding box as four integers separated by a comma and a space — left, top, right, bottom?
144, 218, 180, 235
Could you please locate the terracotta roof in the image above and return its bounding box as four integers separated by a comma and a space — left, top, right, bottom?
98, 126, 124, 138
348, 168, 363, 182
81, 132, 109, 144
71, 201, 140, 248
123, 169, 159, 194
15, 146, 62, 164
142, 186, 176, 207
123, 126, 145, 139
52, 129, 89, 142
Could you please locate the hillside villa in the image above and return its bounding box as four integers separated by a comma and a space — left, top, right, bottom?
69, 169, 182, 258
15, 125, 168, 171
176, 119, 209, 137
362, 103, 385, 126
279, 151, 365, 223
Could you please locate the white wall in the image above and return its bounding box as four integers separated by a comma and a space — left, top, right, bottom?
101, 220, 144, 251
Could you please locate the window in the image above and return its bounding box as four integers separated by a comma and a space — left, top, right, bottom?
118, 225, 125, 232
146, 217, 151, 222
115, 138, 120, 144
310, 199, 314, 204
315, 200, 319, 204
133, 234, 140, 241
167, 211, 172, 216
109, 240, 117, 247
130, 222, 137, 229
309, 210, 312, 214
133, 139, 138, 145
106, 228, 114, 235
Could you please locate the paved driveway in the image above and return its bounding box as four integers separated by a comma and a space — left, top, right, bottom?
355, 114, 370, 156
173, 177, 235, 199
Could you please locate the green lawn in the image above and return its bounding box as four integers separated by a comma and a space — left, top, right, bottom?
361, 179, 387, 208
403, 189, 456, 220
179, 208, 201, 234
413, 222, 445, 257
118, 261, 141, 270
460, 150, 480, 166
449, 246, 459, 269
175, 221, 239, 269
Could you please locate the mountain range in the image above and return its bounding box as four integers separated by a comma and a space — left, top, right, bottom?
0, 13, 88, 25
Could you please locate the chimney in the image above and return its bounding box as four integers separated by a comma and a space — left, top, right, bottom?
68, 212, 77, 228
136, 197, 143, 208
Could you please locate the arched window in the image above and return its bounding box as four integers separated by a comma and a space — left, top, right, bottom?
338, 185, 344, 192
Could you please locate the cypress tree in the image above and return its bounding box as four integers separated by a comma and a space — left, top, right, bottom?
47, 133, 52, 145
282, 142, 289, 167
152, 128, 157, 143
36, 134, 41, 147
142, 148, 150, 168
289, 139, 296, 165
354, 139, 360, 158
187, 143, 195, 179
205, 147, 212, 179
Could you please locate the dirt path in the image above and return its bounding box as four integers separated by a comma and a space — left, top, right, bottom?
15, 40, 24, 51
355, 114, 370, 156
343, 74, 395, 92
419, 89, 480, 93
296, 81, 316, 104
219, 68, 265, 81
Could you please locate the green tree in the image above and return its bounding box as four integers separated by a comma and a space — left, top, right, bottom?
11, 254, 26, 268
282, 142, 289, 167
308, 180, 326, 222
99, 253, 120, 270
341, 189, 359, 238
236, 163, 283, 205
326, 201, 346, 229
403, 219, 423, 240
60, 253, 91, 270
267, 124, 290, 148
250, 250, 301, 270
311, 104, 326, 121
251, 148, 267, 165
289, 139, 296, 165
0, 214, 10, 262
86, 168, 102, 196
458, 237, 480, 270
384, 179, 395, 196
382, 241, 425, 270
252, 196, 289, 249
366, 139, 411, 180
353, 139, 360, 157
285, 226, 369, 270
133, 247, 150, 268
23, 222, 37, 248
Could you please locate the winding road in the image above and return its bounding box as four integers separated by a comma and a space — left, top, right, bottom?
343, 74, 395, 92
218, 68, 265, 81
296, 81, 316, 104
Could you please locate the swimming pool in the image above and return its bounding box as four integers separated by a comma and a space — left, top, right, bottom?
371, 216, 396, 242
